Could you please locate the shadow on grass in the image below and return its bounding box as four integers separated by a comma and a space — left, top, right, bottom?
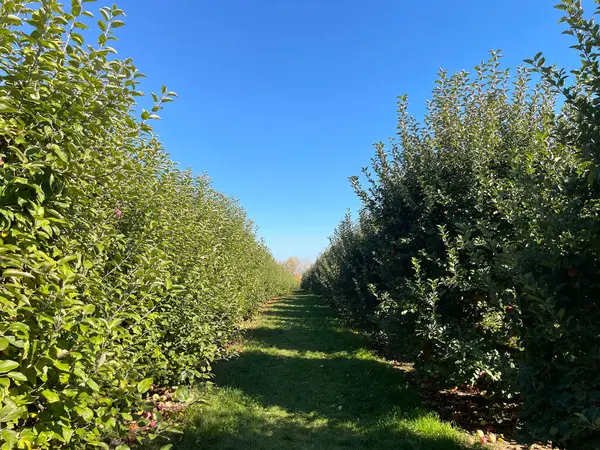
176, 403, 473, 449
169, 292, 472, 450
213, 351, 417, 419
248, 325, 364, 353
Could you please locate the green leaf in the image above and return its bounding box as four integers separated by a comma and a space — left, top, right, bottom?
74, 406, 94, 421
53, 147, 69, 163
100, 7, 111, 21
17, 430, 35, 449
4, 15, 22, 26
0, 101, 17, 114
62, 427, 74, 444
137, 378, 153, 394
0, 338, 8, 351
86, 378, 100, 391
7, 371, 27, 382
0, 430, 18, 447
54, 360, 70, 372
72, 2, 82, 16
174, 386, 190, 402
71, 33, 84, 45
159, 445, 173, 450
7, 323, 28, 335
35, 431, 55, 446
0, 360, 19, 373
2, 269, 34, 279
115, 445, 130, 450
0, 405, 26, 423
41, 389, 60, 403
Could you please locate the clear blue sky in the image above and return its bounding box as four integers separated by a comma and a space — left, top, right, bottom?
112, 0, 584, 262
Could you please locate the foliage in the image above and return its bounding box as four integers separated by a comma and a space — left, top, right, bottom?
303, 1, 600, 447
0, 1, 295, 448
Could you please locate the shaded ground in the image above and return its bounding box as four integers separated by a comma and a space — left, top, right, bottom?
170, 292, 473, 449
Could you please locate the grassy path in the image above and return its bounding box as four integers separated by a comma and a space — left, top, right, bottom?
174, 292, 472, 449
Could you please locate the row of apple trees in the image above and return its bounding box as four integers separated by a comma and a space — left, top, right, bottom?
0, 1, 297, 448
302, 1, 600, 448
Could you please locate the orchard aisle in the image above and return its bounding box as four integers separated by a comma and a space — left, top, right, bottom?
172, 292, 471, 449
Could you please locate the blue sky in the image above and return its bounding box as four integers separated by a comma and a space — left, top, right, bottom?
113, 0, 584, 262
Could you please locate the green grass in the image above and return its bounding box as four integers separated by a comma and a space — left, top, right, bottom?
171, 292, 474, 449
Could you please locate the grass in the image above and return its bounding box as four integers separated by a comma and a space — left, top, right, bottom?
169, 292, 474, 449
